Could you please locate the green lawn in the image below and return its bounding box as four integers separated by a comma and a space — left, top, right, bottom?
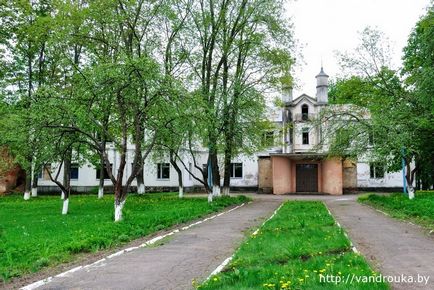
199, 201, 388, 290
358, 191, 434, 231
0, 193, 248, 283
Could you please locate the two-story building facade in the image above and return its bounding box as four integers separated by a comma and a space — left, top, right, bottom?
32, 67, 405, 195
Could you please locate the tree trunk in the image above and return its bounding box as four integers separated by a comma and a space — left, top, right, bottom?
170, 152, 183, 198
405, 161, 416, 200
136, 166, 145, 194
24, 169, 31, 200
31, 168, 38, 197
222, 146, 231, 196
114, 187, 126, 222
62, 197, 69, 215
62, 151, 72, 214
407, 183, 415, 200
98, 157, 105, 199
210, 150, 221, 197
208, 189, 213, 203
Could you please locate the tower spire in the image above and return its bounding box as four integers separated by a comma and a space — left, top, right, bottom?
315, 66, 329, 104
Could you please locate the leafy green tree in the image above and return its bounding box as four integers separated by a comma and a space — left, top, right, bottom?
402, 8, 434, 190
324, 22, 434, 198
184, 0, 294, 199
0, 0, 57, 199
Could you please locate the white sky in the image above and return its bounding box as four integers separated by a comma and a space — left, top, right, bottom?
285, 0, 431, 98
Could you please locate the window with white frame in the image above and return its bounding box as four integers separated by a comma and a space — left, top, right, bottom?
157, 163, 170, 179
302, 128, 309, 145
230, 163, 243, 178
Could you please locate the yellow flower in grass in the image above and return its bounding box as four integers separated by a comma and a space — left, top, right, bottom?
213, 277, 218, 281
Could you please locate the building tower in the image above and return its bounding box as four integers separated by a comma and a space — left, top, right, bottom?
315, 67, 329, 104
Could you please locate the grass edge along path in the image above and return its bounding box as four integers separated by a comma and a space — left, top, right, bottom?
0, 193, 248, 284
200, 201, 389, 290
358, 191, 434, 231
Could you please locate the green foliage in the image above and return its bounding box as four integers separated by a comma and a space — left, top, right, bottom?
326, 16, 434, 189
402, 8, 434, 188
0, 193, 248, 282
359, 191, 434, 231
200, 202, 387, 290
328, 76, 375, 106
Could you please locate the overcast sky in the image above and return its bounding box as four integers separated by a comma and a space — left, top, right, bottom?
284, 0, 431, 98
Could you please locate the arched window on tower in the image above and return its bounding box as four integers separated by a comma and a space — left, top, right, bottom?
301, 104, 309, 120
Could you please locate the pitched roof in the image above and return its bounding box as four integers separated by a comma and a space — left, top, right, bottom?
290, 94, 317, 106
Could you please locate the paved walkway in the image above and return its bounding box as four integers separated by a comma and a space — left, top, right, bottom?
326, 196, 434, 290
37, 198, 282, 290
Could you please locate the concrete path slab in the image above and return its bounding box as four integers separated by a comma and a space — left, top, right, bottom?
35, 198, 282, 290
326, 197, 434, 290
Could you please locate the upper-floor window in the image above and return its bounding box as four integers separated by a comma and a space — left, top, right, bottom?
370, 163, 384, 179
301, 104, 309, 120
157, 163, 170, 179
302, 128, 309, 145
230, 163, 243, 178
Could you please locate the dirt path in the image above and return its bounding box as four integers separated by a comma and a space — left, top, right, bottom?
31, 198, 282, 290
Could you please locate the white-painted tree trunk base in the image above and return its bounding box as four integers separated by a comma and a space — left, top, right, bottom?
114, 201, 125, 222
31, 187, 38, 197
212, 186, 221, 197
61, 191, 65, 200
137, 183, 145, 195
98, 187, 104, 199
178, 186, 184, 198
222, 186, 230, 196
24, 191, 31, 200
62, 198, 69, 215
208, 193, 213, 203
407, 185, 415, 199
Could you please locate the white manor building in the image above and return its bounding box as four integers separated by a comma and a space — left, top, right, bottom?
37, 68, 406, 194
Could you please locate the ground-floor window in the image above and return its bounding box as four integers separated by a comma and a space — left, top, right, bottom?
157, 163, 170, 179
370, 163, 385, 179
71, 163, 79, 180
230, 163, 243, 178
96, 163, 112, 179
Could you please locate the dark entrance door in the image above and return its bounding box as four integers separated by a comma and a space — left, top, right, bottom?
296, 164, 318, 192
